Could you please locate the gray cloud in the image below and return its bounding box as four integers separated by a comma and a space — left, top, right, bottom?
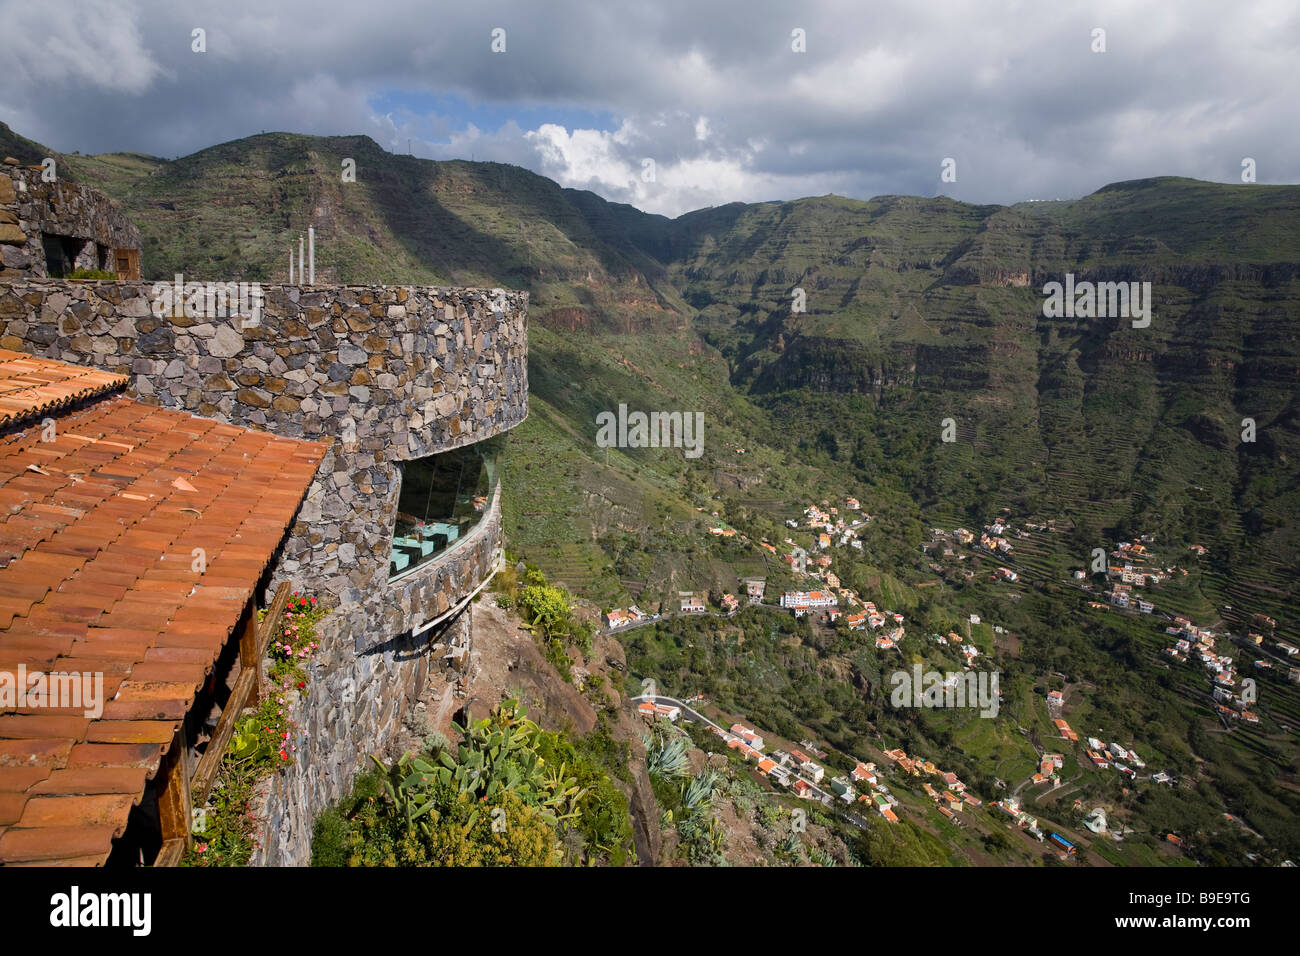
1, 0, 1296, 215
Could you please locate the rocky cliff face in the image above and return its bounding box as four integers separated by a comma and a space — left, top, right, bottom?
390, 600, 663, 866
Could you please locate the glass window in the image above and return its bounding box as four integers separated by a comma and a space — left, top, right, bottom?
389, 436, 502, 579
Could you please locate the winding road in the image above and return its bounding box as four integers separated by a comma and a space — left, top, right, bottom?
630, 693, 873, 830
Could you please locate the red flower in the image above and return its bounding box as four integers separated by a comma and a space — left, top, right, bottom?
279, 750, 288, 761
297, 681, 306, 689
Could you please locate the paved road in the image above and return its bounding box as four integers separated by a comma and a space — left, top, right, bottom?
603, 602, 795, 637
630, 693, 873, 829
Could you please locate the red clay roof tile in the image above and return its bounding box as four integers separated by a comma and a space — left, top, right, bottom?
29, 767, 148, 795
65, 742, 166, 770
0, 738, 73, 767
0, 792, 30, 826
0, 766, 51, 791
0, 354, 326, 865
16, 793, 137, 830
84, 721, 179, 745
0, 715, 92, 740
0, 823, 119, 863
99, 698, 189, 722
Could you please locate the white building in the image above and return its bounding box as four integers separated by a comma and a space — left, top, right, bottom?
780, 590, 838, 609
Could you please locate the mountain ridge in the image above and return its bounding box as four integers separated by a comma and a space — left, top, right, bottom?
6, 119, 1300, 864
4, 120, 1298, 635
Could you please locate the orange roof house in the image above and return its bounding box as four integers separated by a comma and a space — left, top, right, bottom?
0, 354, 325, 865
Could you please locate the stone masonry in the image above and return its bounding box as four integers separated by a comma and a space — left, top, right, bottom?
0, 159, 142, 279
2, 277, 528, 863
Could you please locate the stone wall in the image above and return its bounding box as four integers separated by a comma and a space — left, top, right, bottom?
253, 491, 500, 866
1, 278, 527, 624
0, 160, 142, 279
1, 277, 529, 863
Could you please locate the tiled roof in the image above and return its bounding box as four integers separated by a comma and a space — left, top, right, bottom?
0, 390, 326, 865
0, 349, 129, 428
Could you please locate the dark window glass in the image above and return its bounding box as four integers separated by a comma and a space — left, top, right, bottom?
389, 436, 502, 579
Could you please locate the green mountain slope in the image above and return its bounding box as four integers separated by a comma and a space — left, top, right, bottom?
8, 120, 1300, 864
651, 180, 1300, 638
14, 123, 1298, 634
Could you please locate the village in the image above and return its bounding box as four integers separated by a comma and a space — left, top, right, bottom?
602, 496, 912, 653
927, 516, 1209, 619
1040, 688, 1168, 785
611, 494, 1294, 866
633, 672, 1213, 864
631, 691, 1116, 862
634, 697, 910, 825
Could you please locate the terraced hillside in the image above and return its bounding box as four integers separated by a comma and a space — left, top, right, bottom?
6, 120, 1299, 865
629, 180, 1300, 625
9, 121, 1297, 626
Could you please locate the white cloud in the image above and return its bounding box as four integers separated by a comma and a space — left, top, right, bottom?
3, 0, 1297, 212
0, 0, 162, 93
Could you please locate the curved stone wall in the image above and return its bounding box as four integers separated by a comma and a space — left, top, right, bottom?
254, 483, 505, 866
1, 278, 527, 614
1, 278, 529, 864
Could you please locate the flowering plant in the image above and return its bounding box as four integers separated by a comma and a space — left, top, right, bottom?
186, 590, 328, 867
267, 591, 327, 684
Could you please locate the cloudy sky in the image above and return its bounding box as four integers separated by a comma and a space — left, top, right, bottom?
2, 0, 1296, 217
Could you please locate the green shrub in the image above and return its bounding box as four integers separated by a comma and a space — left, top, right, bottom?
311, 699, 634, 866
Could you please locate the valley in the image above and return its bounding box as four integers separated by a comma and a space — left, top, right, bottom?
8, 119, 1297, 866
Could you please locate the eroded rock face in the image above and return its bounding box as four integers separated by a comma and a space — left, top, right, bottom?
440, 601, 664, 867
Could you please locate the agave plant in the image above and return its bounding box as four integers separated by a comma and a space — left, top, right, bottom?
369, 698, 594, 843
429, 699, 590, 823
540, 760, 591, 825
681, 768, 721, 814
643, 728, 691, 780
